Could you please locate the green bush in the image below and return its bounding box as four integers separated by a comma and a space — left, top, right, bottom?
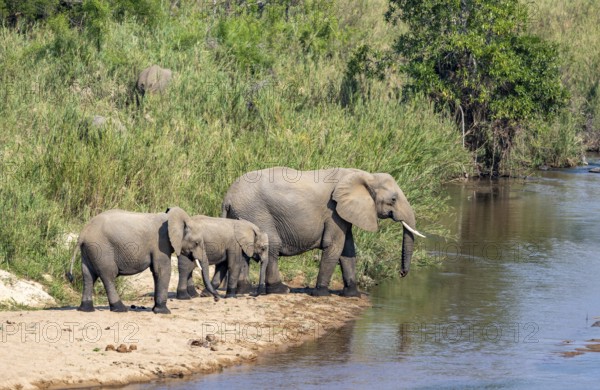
507, 112, 583, 172
0, 0, 162, 29
109, 0, 163, 24
0, 0, 60, 26
386, 0, 571, 174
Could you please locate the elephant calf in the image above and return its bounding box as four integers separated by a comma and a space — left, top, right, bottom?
176, 216, 269, 299
67, 207, 218, 314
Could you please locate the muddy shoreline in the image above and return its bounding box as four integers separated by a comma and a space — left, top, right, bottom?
0, 292, 370, 390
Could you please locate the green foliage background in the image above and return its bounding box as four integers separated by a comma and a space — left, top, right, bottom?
0, 0, 595, 303
0, 0, 471, 303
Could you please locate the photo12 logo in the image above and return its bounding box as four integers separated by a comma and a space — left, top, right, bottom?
197, 320, 329, 344
0, 321, 139, 344
421, 241, 542, 263
400, 322, 540, 344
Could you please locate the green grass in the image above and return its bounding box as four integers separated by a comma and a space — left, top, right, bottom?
530, 0, 600, 152
1, 0, 595, 303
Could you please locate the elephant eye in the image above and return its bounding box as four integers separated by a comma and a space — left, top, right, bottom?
390, 196, 397, 204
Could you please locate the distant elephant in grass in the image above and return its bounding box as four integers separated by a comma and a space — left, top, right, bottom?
137, 64, 172, 95
67, 207, 218, 314
176, 216, 269, 299
222, 167, 425, 297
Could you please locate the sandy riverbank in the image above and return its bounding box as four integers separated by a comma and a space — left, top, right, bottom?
0, 290, 370, 390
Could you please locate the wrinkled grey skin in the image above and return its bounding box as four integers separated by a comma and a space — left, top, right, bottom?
137, 65, 172, 95
222, 167, 419, 297
67, 207, 213, 314
177, 216, 269, 299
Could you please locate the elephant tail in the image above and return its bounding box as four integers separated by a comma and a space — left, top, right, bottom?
221, 201, 230, 219
221, 196, 242, 220
66, 239, 81, 284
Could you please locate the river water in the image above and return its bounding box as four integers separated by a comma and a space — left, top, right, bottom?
142, 157, 600, 389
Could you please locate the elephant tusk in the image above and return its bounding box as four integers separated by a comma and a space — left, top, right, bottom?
401, 221, 426, 238
195, 259, 202, 270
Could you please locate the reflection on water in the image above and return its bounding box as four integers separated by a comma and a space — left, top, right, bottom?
142, 157, 600, 389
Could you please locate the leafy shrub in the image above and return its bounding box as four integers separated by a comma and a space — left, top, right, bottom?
0, 0, 162, 29
0, 0, 60, 26
386, 0, 570, 174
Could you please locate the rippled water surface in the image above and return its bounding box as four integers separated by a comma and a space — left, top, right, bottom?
141, 157, 600, 389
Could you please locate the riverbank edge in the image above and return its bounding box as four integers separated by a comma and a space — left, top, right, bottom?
0, 292, 371, 390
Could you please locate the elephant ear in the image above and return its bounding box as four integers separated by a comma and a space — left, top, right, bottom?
167, 207, 191, 256
234, 222, 256, 257
332, 171, 378, 232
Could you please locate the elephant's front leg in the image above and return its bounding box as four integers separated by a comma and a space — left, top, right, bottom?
339, 229, 360, 297
236, 260, 255, 295
312, 226, 352, 296
100, 273, 129, 312
176, 255, 199, 299
151, 255, 171, 314
265, 242, 289, 294
225, 251, 242, 298
312, 244, 345, 297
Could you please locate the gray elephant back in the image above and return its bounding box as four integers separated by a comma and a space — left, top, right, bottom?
137, 65, 172, 94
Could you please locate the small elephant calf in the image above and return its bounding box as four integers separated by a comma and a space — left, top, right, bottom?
67, 207, 218, 314
176, 216, 269, 299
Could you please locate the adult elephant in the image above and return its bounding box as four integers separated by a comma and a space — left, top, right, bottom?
221, 167, 425, 297
67, 207, 218, 314
176, 215, 269, 299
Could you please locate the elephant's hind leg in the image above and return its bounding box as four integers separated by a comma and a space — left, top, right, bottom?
99, 273, 128, 312
78, 257, 98, 312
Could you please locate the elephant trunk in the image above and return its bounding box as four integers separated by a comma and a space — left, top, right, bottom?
256, 255, 268, 296
195, 257, 220, 301
400, 228, 414, 277
394, 206, 423, 277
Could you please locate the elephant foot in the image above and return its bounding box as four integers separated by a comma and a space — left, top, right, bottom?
152, 305, 171, 314
311, 286, 331, 297
225, 287, 237, 298
251, 283, 267, 297
109, 300, 129, 313
341, 283, 361, 297
236, 280, 256, 295
187, 286, 200, 298
266, 281, 289, 294
176, 290, 192, 300
77, 300, 95, 312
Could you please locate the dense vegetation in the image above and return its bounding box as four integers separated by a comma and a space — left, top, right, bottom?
0, 0, 596, 303
386, 0, 569, 175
